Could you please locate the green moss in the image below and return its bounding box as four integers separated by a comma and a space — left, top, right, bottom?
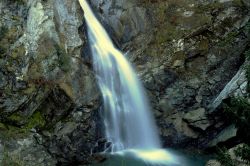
0, 111, 46, 141
9, 114, 23, 122
0, 125, 29, 139
0, 122, 6, 129
7, 110, 46, 132
24, 111, 46, 130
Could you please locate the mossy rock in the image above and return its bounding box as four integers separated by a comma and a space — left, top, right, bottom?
7, 110, 46, 131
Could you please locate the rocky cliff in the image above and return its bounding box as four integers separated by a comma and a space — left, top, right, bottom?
90, 0, 250, 149
0, 0, 101, 165
0, 0, 249, 165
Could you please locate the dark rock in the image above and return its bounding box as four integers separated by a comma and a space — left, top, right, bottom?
0, 72, 7, 89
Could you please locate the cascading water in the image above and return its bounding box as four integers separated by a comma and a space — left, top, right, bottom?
77, 1, 211, 165
79, 0, 178, 164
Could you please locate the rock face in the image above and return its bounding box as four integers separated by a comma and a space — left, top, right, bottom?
0, 0, 101, 165
90, 0, 250, 148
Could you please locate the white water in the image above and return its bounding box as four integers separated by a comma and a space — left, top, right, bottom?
79, 0, 161, 152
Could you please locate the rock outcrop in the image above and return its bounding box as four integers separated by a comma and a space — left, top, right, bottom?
0, 0, 101, 165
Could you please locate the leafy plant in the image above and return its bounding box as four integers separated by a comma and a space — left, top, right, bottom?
223, 97, 250, 143
216, 147, 235, 166
234, 144, 250, 164
219, 97, 250, 165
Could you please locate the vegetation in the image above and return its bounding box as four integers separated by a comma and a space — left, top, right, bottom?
216, 147, 235, 166
217, 44, 250, 166
234, 144, 250, 164
217, 97, 250, 165
0, 110, 47, 141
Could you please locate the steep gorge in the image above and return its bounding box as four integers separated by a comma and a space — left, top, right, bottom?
0, 0, 249, 165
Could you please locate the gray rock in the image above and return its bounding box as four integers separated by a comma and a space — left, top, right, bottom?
208, 125, 238, 147
159, 99, 173, 112
183, 108, 211, 131
210, 65, 247, 111
0, 134, 56, 166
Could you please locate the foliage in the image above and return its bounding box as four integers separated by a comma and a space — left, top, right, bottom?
216, 147, 235, 166
5, 111, 46, 137
223, 97, 250, 143
219, 97, 250, 165
234, 144, 250, 164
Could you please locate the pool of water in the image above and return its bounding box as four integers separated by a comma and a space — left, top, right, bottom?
92, 149, 210, 166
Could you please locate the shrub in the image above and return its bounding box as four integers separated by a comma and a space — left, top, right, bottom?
234, 144, 250, 164
216, 147, 235, 166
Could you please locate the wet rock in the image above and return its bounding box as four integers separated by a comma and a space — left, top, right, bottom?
210, 65, 247, 111
208, 125, 238, 147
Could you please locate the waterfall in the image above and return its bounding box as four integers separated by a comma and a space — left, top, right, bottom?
79, 0, 161, 152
